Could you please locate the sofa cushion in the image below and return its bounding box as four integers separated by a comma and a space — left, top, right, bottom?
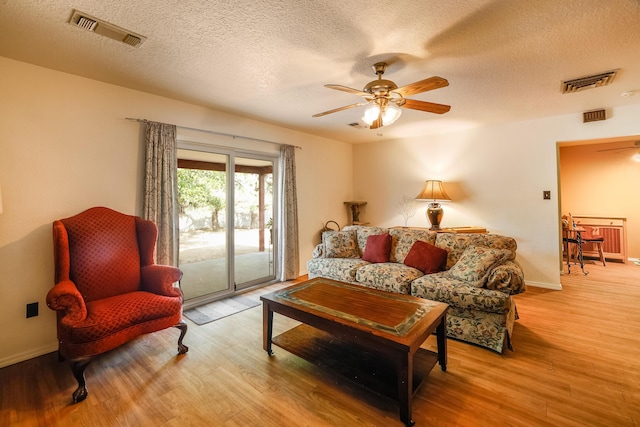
388, 228, 436, 263
322, 230, 359, 258
466, 234, 517, 260
344, 225, 388, 256
411, 272, 512, 314
433, 233, 474, 269
362, 233, 392, 263
307, 257, 370, 282
435, 233, 517, 269
69, 291, 183, 344
356, 263, 423, 294
403, 240, 448, 274
448, 246, 512, 287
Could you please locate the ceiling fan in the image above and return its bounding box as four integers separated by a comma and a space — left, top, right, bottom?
312, 62, 451, 129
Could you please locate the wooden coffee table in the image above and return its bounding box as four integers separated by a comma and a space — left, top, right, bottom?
260, 277, 448, 427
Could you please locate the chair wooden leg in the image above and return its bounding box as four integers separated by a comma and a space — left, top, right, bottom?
69, 357, 92, 403
174, 321, 189, 355
597, 242, 606, 266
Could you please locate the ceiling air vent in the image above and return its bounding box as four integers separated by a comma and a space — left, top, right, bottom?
562, 69, 619, 94
348, 122, 366, 129
69, 10, 147, 48
76, 16, 97, 31
122, 34, 143, 47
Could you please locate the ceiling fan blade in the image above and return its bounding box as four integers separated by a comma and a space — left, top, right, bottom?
393, 76, 449, 97
312, 102, 365, 117
325, 84, 370, 97
401, 99, 451, 114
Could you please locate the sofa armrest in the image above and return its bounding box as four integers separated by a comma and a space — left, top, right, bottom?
312, 243, 324, 258
486, 261, 526, 295
46, 279, 87, 326
141, 265, 183, 297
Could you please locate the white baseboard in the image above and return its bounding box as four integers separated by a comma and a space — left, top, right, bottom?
0, 342, 58, 369
525, 280, 562, 290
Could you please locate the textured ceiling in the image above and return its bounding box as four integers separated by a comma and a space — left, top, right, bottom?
1, 0, 640, 143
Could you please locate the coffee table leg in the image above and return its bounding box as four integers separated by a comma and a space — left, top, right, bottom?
397, 352, 415, 427
436, 314, 447, 371
263, 302, 274, 356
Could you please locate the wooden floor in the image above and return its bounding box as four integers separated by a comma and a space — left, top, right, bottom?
2, 262, 639, 426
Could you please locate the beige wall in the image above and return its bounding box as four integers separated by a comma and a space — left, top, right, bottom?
559, 142, 640, 259
353, 106, 640, 290
0, 57, 353, 367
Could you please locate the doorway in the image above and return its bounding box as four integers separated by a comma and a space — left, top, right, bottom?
176, 146, 277, 308
557, 135, 640, 270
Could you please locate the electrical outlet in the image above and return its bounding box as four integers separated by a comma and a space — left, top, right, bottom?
26, 302, 38, 318
543, 191, 551, 200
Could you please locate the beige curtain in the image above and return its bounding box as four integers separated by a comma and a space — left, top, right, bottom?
279, 145, 299, 280
143, 121, 179, 266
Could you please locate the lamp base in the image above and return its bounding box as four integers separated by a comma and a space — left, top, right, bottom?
426, 202, 443, 230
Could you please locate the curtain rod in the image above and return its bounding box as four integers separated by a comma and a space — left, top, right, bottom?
125, 118, 301, 149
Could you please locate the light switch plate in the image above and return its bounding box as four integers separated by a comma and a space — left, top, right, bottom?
543, 191, 551, 200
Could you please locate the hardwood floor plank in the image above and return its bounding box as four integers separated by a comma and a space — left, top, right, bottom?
2, 264, 640, 426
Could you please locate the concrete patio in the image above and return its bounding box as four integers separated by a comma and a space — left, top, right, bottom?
179, 229, 274, 300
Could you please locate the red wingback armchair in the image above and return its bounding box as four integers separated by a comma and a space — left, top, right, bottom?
46, 207, 188, 403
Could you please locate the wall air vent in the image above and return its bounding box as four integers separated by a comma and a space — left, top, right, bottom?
562, 69, 619, 94
69, 10, 147, 48
583, 109, 606, 123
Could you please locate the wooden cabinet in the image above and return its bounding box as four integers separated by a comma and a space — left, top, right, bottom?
572, 216, 627, 263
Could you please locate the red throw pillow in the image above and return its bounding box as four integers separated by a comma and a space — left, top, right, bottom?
404, 240, 448, 274
362, 233, 392, 263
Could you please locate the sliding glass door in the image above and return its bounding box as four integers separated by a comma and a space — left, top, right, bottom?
177, 147, 277, 307
233, 156, 275, 290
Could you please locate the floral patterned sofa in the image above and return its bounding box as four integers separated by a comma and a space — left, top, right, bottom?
307, 225, 526, 353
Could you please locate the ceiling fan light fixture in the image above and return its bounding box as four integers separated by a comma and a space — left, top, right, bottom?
313, 62, 449, 125
362, 103, 402, 126
383, 103, 402, 125
362, 105, 379, 125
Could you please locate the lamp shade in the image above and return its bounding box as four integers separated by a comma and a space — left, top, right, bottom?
415, 180, 451, 201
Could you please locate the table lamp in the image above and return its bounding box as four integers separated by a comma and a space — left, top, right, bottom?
415, 180, 451, 230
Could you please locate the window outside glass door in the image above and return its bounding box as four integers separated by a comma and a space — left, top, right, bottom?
176, 147, 276, 307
